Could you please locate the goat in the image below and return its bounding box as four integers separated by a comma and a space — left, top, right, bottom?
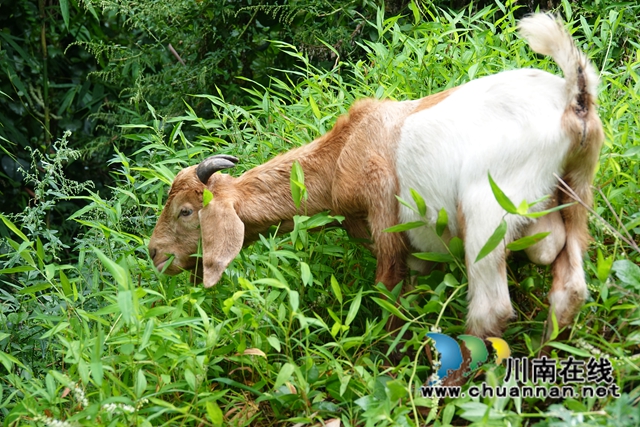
148, 13, 603, 339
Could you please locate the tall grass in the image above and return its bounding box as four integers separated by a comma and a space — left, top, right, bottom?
1, 2, 639, 426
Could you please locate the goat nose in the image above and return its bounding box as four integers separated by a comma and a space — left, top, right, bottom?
149, 247, 156, 259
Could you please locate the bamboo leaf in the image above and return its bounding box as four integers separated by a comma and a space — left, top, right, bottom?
206, 401, 224, 427
203, 188, 213, 207
436, 207, 448, 237
60, 0, 70, 29
330, 275, 342, 304
475, 219, 507, 262
413, 252, 454, 263
384, 221, 425, 233
370, 297, 409, 321
506, 232, 549, 251
273, 363, 295, 390
410, 188, 427, 217
488, 173, 517, 214
0, 213, 28, 242
345, 288, 362, 326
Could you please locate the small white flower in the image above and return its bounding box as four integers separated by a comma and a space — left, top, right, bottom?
102, 402, 136, 414
136, 398, 149, 410
33, 415, 76, 427
68, 382, 89, 408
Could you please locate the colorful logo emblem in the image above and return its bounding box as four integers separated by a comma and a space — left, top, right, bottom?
426, 333, 511, 383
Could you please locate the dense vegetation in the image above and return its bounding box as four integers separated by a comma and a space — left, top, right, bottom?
1, 0, 639, 425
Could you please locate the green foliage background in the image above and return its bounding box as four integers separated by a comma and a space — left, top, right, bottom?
1, 0, 639, 425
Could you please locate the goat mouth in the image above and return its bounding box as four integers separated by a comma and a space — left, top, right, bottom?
154, 255, 176, 274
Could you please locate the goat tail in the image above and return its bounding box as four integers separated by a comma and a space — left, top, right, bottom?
519, 14, 598, 116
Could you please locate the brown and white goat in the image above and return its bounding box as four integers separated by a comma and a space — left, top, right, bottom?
148, 14, 603, 339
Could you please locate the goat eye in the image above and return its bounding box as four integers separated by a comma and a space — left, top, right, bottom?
180, 208, 193, 217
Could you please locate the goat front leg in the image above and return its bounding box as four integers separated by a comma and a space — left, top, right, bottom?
460, 198, 516, 338
369, 213, 409, 333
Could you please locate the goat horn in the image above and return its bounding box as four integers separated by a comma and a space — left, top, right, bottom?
196, 154, 239, 184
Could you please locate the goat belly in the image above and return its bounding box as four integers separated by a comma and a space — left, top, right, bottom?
395, 68, 573, 256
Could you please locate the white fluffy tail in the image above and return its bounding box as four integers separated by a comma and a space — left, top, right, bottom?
519, 14, 598, 114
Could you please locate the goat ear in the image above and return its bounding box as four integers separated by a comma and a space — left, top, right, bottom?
199, 199, 244, 288
196, 155, 239, 184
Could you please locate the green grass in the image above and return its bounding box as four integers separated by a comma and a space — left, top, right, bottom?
1, 2, 639, 426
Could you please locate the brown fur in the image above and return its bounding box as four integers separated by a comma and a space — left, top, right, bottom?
148, 91, 456, 294
148, 56, 603, 339
546, 101, 603, 338
413, 87, 459, 114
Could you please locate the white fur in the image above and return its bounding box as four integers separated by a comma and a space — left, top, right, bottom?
150, 14, 601, 340
394, 14, 599, 337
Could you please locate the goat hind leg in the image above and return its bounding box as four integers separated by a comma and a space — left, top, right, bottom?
545, 205, 589, 341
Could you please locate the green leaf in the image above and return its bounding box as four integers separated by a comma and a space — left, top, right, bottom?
475, 220, 507, 262
91, 326, 104, 387
339, 374, 352, 396
19, 283, 51, 295
345, 288, 362, 326
612, 260, 640, 290
93, 246, 129, 289
413, 252, 454, 263
289, 290, 299, 313
273, 363, 295, 390
267, 335, 281, 352
548, 309, 559, 341
561, 0, 573, 21
206, 401, 224, 427
596, 249, 613, 283
40, 322, 70, 339
0, 265, 35, 274
203, 188, 213, 207
506, 232, 549, 251
544, 342, 591, 358
449, 236, 465, 260
36, 238, 45, 263
184, 368, 196, 391
385, 379, 408, 401
117, 290, 135, 325
300, 262, 312, 286
370, 297, 409, 321
410, 188, 427, 217
409, 0, 420, 24
521, 202, 575, 218
0, 213, 29, 242
290, 161, 306, 209
384, 221, 425, 233
468, 62, 479, 80
59, 269, 72, 298
136, 369, 147, 397
488, 173, 517, 214
442, 403, 456, 425
330, 275, 342, 304
60, 0, 70, 29
436, 208, 448, 237
395, 195, 419, 214
139, 319, 154, 352
516, 199, 530, 216
0, 351, 25, 372
309, 95, 321, 119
